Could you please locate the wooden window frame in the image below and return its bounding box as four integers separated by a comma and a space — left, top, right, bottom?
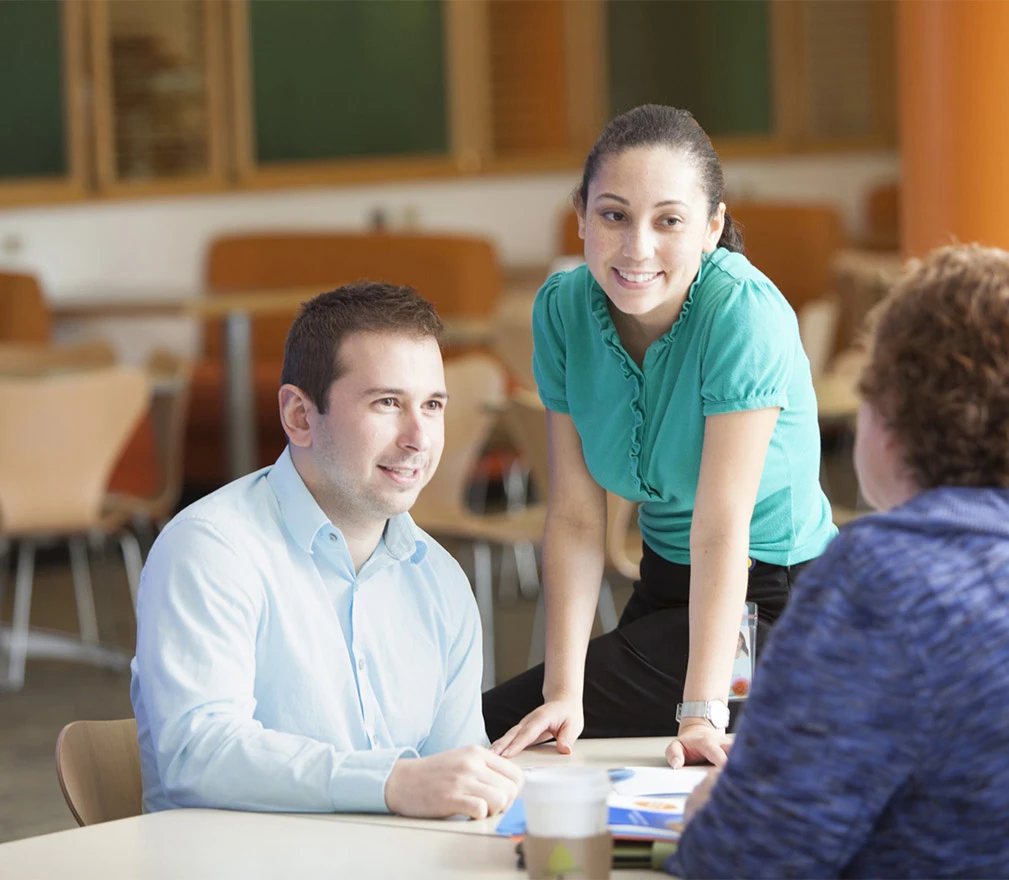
0, 0, 896, 210
767, 0, 896, 154
88, 0, 231, 198
0, 0, 89, 208
227, 0, 459, 190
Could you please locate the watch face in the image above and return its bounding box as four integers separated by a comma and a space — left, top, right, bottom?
709, 701, 730, 728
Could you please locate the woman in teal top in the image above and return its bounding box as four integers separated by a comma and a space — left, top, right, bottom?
484, 105, 836, 768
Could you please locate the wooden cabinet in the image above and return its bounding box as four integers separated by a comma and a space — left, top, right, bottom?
89, 0, 229, 195
0, 0, 896, 208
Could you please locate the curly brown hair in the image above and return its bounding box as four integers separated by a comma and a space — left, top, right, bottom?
858, 244, 1009, 489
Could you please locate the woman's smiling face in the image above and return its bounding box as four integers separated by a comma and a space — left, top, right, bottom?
579, 146, 724, 325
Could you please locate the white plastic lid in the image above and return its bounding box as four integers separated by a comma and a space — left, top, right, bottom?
522, 767, 612, 805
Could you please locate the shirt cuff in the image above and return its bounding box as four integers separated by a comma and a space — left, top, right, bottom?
702, 391, 788, 416
328, 746, 419, 813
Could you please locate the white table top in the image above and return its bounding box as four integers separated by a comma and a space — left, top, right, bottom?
307, 737, 673, 837
0, 738, 674, 879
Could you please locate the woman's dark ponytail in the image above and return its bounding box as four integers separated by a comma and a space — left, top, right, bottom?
717, 211, 745, 254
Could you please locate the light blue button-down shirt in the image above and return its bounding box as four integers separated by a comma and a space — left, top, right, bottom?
130, 447, 487, 814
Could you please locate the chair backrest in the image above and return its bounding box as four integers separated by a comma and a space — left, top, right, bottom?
0, 272, 51, 343
730, 203, 846, 314
796, 297, 841, 379
606, 493, 642, 581
503, 389, 641, 578
144, 350, 193, 517
502, 388, 550, 495
492, 296, 536, 391
55, 718, 142, 826
0, 367, 150, 534
864, 183, 900, 250
410, 353, 507, 521
202, 233, 502, 360
0, 340, 116, 376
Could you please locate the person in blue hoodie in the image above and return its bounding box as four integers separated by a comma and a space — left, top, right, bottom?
671, 243, 1009, 878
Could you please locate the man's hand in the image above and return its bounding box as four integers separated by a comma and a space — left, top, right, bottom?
684, 765, 723, 825
489, 697, 584, 758
384, 746, 524, 819
665, 720, 733, 769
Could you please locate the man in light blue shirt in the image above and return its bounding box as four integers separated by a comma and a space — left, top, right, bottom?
131, 282, 522, 819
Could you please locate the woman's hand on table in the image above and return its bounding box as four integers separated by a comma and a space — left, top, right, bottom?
665, 720, 733, 769
489, 697, 585, 758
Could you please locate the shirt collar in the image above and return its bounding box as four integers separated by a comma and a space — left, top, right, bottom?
267, 447, 331, 554
267, 447, 429, 563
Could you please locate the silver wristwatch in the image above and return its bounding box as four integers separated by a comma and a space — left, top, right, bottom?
676, 699, 730, 730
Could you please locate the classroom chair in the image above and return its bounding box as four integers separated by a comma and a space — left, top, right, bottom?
185, 232, 502, 488
55, 718, 143, 826
0, 367, 150, 689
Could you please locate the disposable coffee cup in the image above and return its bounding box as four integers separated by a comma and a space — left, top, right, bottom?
522, 767, 612, 880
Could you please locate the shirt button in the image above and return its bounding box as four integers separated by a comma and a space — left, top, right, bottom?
358, 657, 365, 670
329, 534, 337, 542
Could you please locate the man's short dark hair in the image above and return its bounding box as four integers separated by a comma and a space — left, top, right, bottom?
281, 281, 444, 414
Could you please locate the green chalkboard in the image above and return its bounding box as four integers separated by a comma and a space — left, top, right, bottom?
607, 0, 772, 138
248, 0, 448, 163
0, 0, 67, 179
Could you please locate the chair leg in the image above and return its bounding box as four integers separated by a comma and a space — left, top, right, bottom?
6, 540, 36, 690
68, 537, 99, 646
473, 541, 495, 691
498, 542, 519, 607
0, 538, 9, 622
597, 576, 619, 633
514, 541, 540, 600
118, 530, 143, 612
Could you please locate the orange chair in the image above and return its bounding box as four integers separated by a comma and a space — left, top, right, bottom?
185, 233, 502, 487
0, 272, 51, 343
0, 273, 162, 499
863, 183, 900, 251
728, 203, 846, 316
0, 368, 150, 689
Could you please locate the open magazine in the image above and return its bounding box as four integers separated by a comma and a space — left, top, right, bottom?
496, 766, 708, 842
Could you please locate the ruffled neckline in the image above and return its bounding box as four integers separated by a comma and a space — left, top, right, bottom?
582, 250, 718, 499
587, 249, 716, 366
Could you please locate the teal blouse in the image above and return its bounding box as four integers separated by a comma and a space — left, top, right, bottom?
532, 248, 836, 566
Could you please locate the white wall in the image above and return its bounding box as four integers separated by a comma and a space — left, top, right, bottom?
0, 150, 898, 301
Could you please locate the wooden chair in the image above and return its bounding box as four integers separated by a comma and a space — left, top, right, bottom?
55, 718, 142, 826
605, 493, 643, 582
185, 232, 503, 487
491, 295, 536, 391
0, 340, 116, 376
106, 350, 191, 518
0, 367, 150, 689
863, 183, 900, 251
0, 272, 52, 343
410, 354, 545, 690
729, 202, 846, 317
503, 390, 625, 667
0, 339, 162, 503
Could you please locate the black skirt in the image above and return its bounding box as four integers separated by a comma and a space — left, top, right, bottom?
482, 542, 812, 740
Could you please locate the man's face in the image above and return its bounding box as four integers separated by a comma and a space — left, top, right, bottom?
306, 331, 446, 531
